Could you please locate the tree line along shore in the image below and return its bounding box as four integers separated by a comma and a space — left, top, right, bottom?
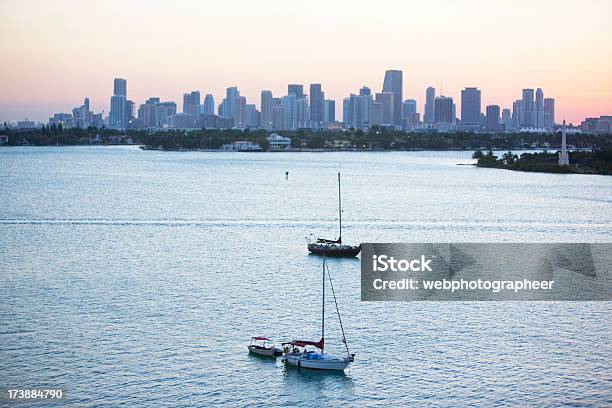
1, 125, 610, 152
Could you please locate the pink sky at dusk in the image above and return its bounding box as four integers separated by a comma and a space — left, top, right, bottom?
1, 0, 611, 125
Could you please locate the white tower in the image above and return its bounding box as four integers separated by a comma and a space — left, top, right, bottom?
558, 120, 569, 166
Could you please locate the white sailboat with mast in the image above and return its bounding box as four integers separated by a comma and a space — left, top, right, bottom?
281, 257, 355, 371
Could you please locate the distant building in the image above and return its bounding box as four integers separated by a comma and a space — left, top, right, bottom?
434, 96, 453, 126
288, 84, 304, 99
382, 70, 402, 128
581, 116, 612, 133
138, 97, 160, 128
72, 98, 93, 128
424, 86, 435, 124
375, 92, 394, 126
323, 99, 335, 124
203, 94, 215, 116
512, 99, 524, 130
401, 99, 417, 118
244, 104, 260, 128
502, 108, 512, 131
114, 78, 126, 96
267, 133, 291, 150
535, 88, 544, 129
155, 102, 177, 127
460, 87, 481, 129
521, 88, 534, 128
17, 119, 37, 129
310, 83, 324, 129
183, 90, 201, 125
0, 135, 8, 145
261, 90, 273, 130
544, 98, 555, 130
485, 105, 500, 131
220, 141, 262, 151
109, 78, 128, 128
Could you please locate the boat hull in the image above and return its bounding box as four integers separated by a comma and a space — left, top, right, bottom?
248, 345, 281, 357
282, 354, 350, 371
307, 243, 361, 258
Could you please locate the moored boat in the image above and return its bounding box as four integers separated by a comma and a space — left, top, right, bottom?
247, 337, 283, 357
281, 257, 355, 371
307, 172, 361, 258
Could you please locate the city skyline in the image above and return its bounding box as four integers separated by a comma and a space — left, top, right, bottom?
1, 0, 611, 124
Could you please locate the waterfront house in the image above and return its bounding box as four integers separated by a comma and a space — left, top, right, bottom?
220, 141, 262, 151
267, 133, 291, 150
0, 135, 8, 145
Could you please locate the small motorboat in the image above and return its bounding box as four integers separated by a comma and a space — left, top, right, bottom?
247, 337, 283, 357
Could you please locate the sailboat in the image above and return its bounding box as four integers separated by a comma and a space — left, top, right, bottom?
281, 257, 355, 371
307, 172, 361, 257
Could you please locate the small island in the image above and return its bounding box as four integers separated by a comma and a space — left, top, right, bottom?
472, 149, 612, 175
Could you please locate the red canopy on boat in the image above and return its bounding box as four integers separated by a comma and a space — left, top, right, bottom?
251, 337, 271, 341
282, 338, 324, 349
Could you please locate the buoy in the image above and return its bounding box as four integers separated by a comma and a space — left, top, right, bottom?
285, 171, 289, 180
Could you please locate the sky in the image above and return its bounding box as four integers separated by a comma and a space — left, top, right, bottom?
1, 0, 611, 125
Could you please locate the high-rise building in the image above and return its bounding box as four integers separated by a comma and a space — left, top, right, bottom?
109, 94, 126, 128
375, 92, 394, 126
155, 102, 176, 127
323, 99, 335, 124
434, 96, 453, 125
485, 105, 500, 131
382, 70, 403, 128
138, 97, 159, 128
342, 97, 351, 128
460, 87, 481, 127
502, 108, 512, 131
522, 88, 534, 127
271, 105, 284, 130
288, 84, 304, 99
244, 104, 260, 128
183, 90, 200, 125
512, 99, 524, 130
109, 78, 128, 128
113, 78, 126, 96
203, 94, 215, 116
401, 99, 417, 118
222, 86, 244, 127
261, 90, 273, 129
424, 86, 435, 124
369, 102, 383, 127
281, 93, 297, 130
310, 83, 324, 129
544, 98, 555, 130
296, 97, 309, 129
535, 88, 544, 128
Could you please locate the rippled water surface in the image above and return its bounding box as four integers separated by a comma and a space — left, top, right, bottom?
1, 146, 611, 406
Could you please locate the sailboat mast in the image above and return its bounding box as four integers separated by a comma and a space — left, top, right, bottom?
322, 257, 325, 352
338, 172, 342, 244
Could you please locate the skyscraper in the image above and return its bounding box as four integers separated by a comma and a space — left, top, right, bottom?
522, 88, 534, 127
203, 94, 215, 116
183, 90, 200, 125
296, 97, 309, 129
288, 84, 304, 99
434, 96, 453, 125
544, 98, 555, 130
512, 99, 524, 130
261, 90, 273, 129
535, 88, 544, 128
502, 108, 512, 131
382, 70, 403, 128
323, 99, 335, 124
424, 87, 435, 124
109, 78, 127, 128
460, 87, 481, 127
281, 93, 297, 130
401, 99, 417, 118
310, 83, 324, 129
375, 92, 394, 126
485, 105, 500, 131
113, 78, 126, 96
